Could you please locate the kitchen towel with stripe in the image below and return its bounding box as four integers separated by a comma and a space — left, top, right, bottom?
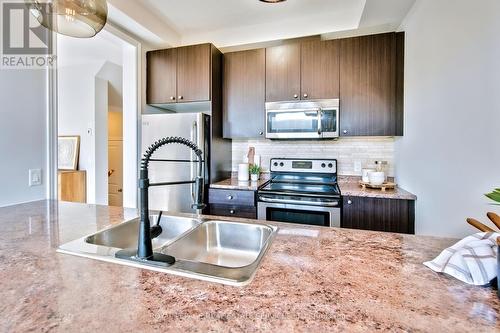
424, 232, 499, 285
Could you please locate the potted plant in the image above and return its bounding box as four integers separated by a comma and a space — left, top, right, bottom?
249, 164, 261, 182
485, 188, 500, 205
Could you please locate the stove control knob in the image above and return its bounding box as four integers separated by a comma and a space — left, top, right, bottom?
321, 163, 326, 168
279, 162, 284, 167
273, 162, 278, 167
328, 163, 333, 168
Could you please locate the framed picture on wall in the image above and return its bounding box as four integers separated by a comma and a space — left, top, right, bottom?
58, 136, 80, 170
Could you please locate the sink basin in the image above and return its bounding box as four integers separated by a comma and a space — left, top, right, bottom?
85, 214, 199, 249
58, 215, 278, 286
163, 220, 274, 268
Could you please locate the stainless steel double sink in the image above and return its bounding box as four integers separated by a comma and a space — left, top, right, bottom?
58, 214, 278, 286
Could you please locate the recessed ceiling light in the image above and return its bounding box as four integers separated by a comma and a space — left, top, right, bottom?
259, 0, 287, 3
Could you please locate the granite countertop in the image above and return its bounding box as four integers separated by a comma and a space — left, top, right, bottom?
210, 177, 269, 191
338, 177, 417, 200
1, 200, 498, 332
211, 176, 417, 200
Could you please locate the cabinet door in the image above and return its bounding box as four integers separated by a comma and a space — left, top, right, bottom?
340, 33, 398, 136
177, 44, 211, 102
301, 39, 340, 100
265, 43, 301, 102
342, 196, 415, 234
223, 49, 265, 138
146, 49, 177, 104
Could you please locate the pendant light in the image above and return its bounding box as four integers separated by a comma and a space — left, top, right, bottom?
26, 0, 108, 38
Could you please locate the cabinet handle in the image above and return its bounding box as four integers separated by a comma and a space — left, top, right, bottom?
347, 200, 352, 205
343, 130, 348, 134
227, 195, 233, 200
303, 93, 308, 98
293, 94, 298, 99
229, 209, 235, 214
259, 131, 263, 136
178, 95, 184, 100
170, 96, 175, 101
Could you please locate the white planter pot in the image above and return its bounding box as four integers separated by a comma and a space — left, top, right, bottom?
250, 174, 259, 182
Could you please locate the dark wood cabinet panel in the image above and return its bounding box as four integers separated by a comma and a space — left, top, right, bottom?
265, 43, 301, 102
177, 44, 211, 102
300, 39, 340, 100
208, 188, 257, 219
209, 204, 257, 219
395, 32, 405, 136
146, 49, 177, 104
340, 32, 400, 136
223, 49, 266, 138
209, 188, 255, 206
342, 196, 415, 234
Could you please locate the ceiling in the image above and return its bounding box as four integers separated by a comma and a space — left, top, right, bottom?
108, 0, 416, 48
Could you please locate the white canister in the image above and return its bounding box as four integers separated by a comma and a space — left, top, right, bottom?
362, 168, 375, 183
368, 171, 385, 185
238, 163, 249, 181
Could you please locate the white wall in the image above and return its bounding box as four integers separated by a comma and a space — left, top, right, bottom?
122, 42, 139, 209
0, 69, 47, 207
395, 0, 500, 237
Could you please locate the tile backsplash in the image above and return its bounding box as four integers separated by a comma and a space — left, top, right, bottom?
232, 137, 395, 176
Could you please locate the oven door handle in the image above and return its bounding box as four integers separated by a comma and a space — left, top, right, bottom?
259, 196, 338, 207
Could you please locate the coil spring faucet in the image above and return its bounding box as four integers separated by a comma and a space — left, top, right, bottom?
115, 137, 205, 267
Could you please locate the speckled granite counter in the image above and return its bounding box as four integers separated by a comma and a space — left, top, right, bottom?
339, 177, 417, 200
210, 177, 269, 191
1, 200, 497, 332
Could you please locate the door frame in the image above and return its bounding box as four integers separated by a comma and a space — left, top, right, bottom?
47, 23, 142, 208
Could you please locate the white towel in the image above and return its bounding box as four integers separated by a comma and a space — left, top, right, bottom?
424, 232, 499, 285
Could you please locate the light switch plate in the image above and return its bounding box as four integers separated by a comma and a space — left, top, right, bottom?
29, 169, 42, 186
354, 161, 362, 173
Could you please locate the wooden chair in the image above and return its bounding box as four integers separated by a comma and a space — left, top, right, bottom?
467, 212, 500, 232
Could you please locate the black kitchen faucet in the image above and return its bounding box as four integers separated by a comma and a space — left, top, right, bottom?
115, 137, 205, 267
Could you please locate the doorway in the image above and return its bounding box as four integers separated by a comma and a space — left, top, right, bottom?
108, 111, 123, 206
55, 26, 139, 208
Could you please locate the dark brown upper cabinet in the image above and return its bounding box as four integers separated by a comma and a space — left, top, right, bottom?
177, 44, 211, 103
146, 43, 215, 105
339, 32, 404, 136
265, 40, 340, 102
223, 49, 266, 139
146, 48, 177, 104
300, 39, 340, 100
265, 43, 301, 102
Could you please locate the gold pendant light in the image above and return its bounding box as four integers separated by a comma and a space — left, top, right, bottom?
26, 0, 108, 38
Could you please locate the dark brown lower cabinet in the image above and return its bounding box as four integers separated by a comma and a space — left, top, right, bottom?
342, 196, 415, 234
209, 204, 257, 219
208, 188, 257, 219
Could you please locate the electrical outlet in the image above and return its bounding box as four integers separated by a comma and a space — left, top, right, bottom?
29, 169, 42, 187
354, 161, 362, 173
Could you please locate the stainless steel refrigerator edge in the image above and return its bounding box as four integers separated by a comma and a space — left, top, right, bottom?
141, 113, 231, 213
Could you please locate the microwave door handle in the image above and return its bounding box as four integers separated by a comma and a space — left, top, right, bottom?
317, 109, 322, 136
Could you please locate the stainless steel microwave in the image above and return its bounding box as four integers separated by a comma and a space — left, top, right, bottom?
265, 99, 339, 139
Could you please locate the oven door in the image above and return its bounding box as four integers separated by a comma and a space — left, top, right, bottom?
257, 200, 341, 228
